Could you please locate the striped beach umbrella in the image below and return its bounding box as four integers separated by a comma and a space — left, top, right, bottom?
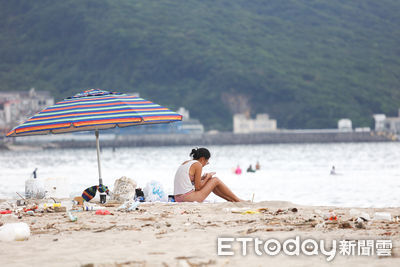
7, 89, 182, 185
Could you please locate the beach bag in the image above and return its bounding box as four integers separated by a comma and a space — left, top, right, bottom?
111, 176, 137, 202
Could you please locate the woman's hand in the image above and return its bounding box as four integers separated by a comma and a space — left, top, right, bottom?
202, 172, 216, 179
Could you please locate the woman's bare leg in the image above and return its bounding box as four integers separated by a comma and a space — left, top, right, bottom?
184, 178, 240, 202
213, 178, 241, 202
184, 178, 219, 202
212, 186, 233, 201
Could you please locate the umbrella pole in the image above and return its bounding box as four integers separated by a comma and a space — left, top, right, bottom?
95, 130, 103, 185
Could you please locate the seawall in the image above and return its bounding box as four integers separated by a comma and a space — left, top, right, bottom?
30, 131, 395, 149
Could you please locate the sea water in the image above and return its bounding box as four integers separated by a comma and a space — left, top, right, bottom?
0, 142, 399, 207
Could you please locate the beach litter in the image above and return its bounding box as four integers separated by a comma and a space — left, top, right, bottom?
323, 211, 337, 221
315, 222, 326, 229
117, 201, 140, 212
224, 207, 251, 213
67, 211, 77, 222
16, 200, 27, 206
349, 209, 370, 221
83, 203, 103, 211
111, 176, 137, 202
26, 210, 34, 216
0, 222, 30, 241
355, 220, 366, 229
241, 210, 260, 215
144, 180, 168, 202
373, 212, 392, 221
95, 210, 111, 215
339, 221, 352, 229
0, 210, 12, 214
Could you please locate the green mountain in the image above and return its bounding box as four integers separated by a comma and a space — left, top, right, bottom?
1, 0, 400, 130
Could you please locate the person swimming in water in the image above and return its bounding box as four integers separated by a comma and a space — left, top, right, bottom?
330, 166, 336, 175
174, 147, 241, 202
247, 164, 256, 173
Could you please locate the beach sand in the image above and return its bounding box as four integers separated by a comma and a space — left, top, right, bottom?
0, 200, 399, 267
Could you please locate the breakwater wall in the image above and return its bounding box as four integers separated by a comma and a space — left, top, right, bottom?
39, 131, 394, 148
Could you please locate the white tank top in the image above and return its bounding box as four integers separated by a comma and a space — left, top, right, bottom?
174, 160, 197, 195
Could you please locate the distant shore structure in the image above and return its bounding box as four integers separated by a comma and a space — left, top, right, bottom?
0, 88, 54, 135
374, 109, 400, 134
338, 118, 352, 132
233, 113, 277, 134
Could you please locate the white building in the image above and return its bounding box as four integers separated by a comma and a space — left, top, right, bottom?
233, 113, 277, 134
373, 109, 400, 134
373, 114, 386, 131
176, 107, 204, 134
0, 88, 54, 133
338, 119, 352, 132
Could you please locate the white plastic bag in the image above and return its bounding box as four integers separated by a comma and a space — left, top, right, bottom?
143, 180, 168, 202
0, 223, 30, 241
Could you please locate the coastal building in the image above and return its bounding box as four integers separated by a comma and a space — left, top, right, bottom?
233, 113, 277, 134
338, 119, 352, 131
373, 114, 386, 131
176, 107, 204, 134
0, 88, 54, 134
373, 109, 400, 134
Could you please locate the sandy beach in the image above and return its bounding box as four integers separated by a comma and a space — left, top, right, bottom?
0, 200, 399, 267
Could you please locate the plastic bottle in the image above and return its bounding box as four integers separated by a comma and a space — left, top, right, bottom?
67, 211, 77, 222
0, 223, 30, 241
83, 203, 102, 211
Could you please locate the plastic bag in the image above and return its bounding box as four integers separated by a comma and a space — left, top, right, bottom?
143, 180, 168, 202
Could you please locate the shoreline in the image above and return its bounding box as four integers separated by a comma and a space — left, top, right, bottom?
0, 200, 399, 266
2, 131, 396, 150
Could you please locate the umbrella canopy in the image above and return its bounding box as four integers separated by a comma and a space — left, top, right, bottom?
7, 89, 182, 136
7, 89, 182, 186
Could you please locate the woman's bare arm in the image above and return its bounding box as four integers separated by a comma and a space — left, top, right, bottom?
192, 162, 203, 191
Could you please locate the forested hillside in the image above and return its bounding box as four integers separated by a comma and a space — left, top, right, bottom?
1, 0, 399, 130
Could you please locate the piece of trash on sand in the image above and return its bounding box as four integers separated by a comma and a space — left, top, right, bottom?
0, 222, 30, 241
117, 201, 140, 212
373, 212, 392, 221
67, 211, 77, 222
143, 180, 168, 202
339, 222, 352, 229
26, 210, 34, 216
16, 200, 26, 206
257, 208, 268, 213
0, 210, 12, 214
315, 222, 326, 229
25, 174, 45, 199
73, 196, 84, 206
323, 211, 337, 221
95, 210, 111, 215
349, 209, 370, 221
83, 203, 103, 211
356, 217, 368, 223
355, 220, 366, 229
225, 207, 251, 213
241, 210, 260, 215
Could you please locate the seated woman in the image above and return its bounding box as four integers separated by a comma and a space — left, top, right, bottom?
174, 147, 241, 202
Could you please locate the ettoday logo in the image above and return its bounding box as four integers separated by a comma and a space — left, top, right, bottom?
217, 237, 392, 261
